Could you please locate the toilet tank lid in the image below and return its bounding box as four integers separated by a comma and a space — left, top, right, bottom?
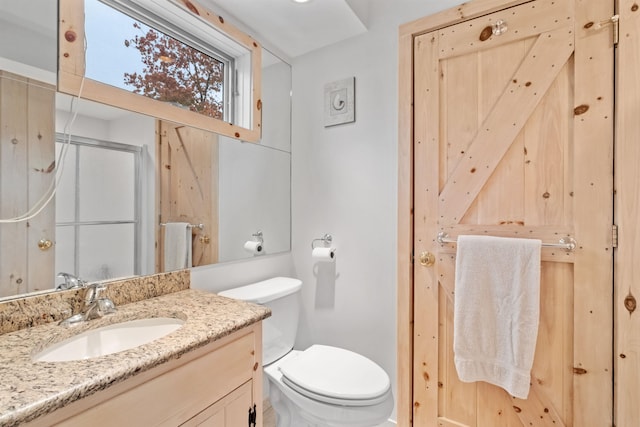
218, 277, 302, 304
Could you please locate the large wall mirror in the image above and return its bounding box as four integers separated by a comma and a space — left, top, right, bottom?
0, 0, 291, 299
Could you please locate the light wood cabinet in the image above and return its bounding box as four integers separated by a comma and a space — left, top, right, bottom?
181, 381, 253, 427
27, 323, 263, 427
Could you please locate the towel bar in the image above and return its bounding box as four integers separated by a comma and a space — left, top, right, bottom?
160, 222, 204, 230
436, 232, 577, 251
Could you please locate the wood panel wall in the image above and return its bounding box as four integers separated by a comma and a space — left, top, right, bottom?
0, 71, 55, 297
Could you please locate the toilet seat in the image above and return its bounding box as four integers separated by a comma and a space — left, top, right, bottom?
278, 345, 391, 407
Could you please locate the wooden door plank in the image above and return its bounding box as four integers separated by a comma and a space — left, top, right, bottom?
401, 0, 532, 38
572, 0, 615, 425
476, 382, 521, 427
439, 282, 477, 424
438, 254, 456, 306
439, 224, 574, 240
397, 28, 415, 427
438, 27, 574, 226
532, 262, 574, 423
0, 72, 29, 298
441, 55, 479, 193
615, 0, 640, 425
412, 31, 442, 426
437, 416, 471, 427
26, 79, 55, 293
521, 32, 572, 228
472, 40, 527, 225
437, 0, 572, 60
510, 380, 566, 427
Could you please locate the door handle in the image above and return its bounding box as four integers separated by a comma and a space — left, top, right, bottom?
38, 239, 53, 251
419, 251, 435, 267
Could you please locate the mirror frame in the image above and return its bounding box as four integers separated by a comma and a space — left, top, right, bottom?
58, 0, 263, 142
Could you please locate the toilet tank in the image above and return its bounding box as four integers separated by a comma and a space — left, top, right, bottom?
218, 277, 302, 365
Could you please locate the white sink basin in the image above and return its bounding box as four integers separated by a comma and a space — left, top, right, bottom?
33, 317, 185, 362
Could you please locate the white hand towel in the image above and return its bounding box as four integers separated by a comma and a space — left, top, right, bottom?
453, 235, 541, 399
164, 222, 192, 271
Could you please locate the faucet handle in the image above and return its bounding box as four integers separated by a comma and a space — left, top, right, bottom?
97, 297, 117, 316
56, 272, 87, 290
84, 282, 106, 305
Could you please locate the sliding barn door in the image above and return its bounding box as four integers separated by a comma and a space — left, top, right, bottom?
410, 0, 614, 425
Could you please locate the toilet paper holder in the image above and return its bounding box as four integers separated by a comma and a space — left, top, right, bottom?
252, 231, 264, 244
311, 234, 332, 249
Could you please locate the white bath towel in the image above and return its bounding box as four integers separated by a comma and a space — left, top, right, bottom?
164, 222, 192, 271
453, 235, 541, 399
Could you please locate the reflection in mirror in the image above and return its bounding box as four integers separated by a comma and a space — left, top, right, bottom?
53, 91, 291, 284
0, 0, 291, 300
54, 133, 143, 281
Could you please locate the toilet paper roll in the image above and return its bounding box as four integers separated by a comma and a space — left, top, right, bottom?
312, 247, 336, 262
244, 240, 263, 254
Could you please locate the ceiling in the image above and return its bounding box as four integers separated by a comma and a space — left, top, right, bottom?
202, 0, 369, 59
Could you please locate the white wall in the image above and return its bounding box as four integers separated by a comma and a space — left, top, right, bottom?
290, 0, 463, 421
191, 252, 294, 293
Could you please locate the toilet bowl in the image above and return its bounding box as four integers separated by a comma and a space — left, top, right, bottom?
218, 277, 394, 427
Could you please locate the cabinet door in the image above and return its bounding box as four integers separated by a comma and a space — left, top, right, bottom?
53, 332, 256, 426
181, 381, 253, 427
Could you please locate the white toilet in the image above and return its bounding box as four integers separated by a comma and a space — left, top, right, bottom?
219, 277, 394, 427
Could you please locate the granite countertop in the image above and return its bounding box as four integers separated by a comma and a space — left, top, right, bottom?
0, 289, 270, 427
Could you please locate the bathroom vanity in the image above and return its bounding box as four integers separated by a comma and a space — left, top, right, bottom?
0, 281, 270, 427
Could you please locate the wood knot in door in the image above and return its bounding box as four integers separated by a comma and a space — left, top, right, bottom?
183, 1, 200, 15
574, 104, 589, 115
64, 30, 77, 42
624, 293, 637, 314
479, 26, 493, 41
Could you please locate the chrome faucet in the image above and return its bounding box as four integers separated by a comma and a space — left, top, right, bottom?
82, 283, 116, 321
60, 282, 117, 326
56, 272, 87, 290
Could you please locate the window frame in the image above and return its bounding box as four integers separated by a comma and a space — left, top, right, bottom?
58, 0, 262, 142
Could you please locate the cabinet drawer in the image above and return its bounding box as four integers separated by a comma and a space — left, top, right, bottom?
56, 331, 256, 427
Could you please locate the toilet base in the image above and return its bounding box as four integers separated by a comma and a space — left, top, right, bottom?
265, 350, 394, 427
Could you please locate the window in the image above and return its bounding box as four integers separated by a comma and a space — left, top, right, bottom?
59, 0, 261, 142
